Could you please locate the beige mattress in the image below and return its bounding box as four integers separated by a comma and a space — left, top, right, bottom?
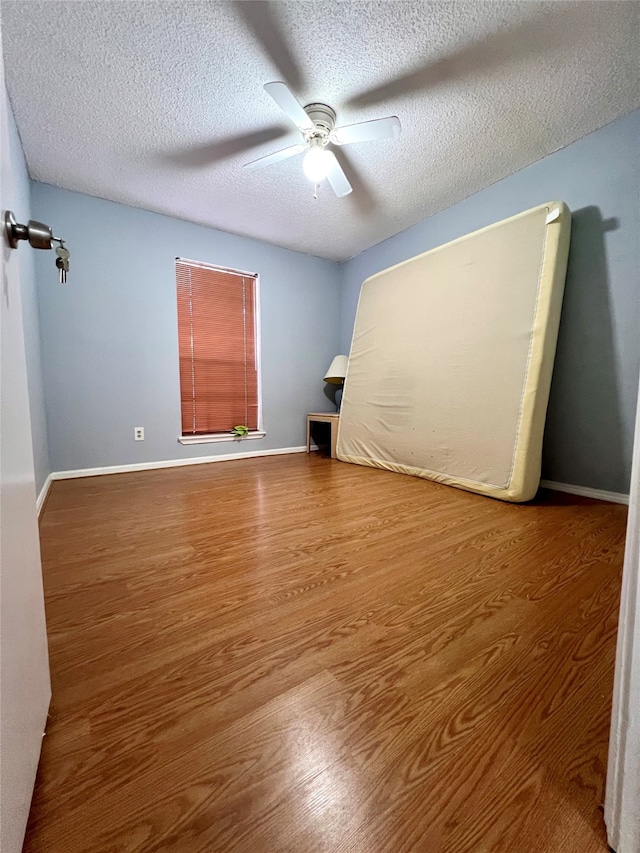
337, 202, 571, 502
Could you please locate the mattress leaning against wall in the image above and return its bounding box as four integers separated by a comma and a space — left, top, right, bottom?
337, 201, 572, 502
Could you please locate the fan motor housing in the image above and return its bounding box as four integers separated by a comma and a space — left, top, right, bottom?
303, 103, 336, 138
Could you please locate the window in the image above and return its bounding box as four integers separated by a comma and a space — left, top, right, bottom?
176, 259, 261, 442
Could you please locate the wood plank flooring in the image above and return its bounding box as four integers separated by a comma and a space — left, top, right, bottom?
25, 453, 627, 852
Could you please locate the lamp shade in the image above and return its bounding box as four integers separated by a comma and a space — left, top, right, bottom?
324, 355, 348, 384
303, 146, 332, 183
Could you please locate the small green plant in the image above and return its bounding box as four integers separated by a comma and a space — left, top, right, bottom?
230, 424, 250, 438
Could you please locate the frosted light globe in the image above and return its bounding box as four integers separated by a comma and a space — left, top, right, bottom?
303, 146, 332, 183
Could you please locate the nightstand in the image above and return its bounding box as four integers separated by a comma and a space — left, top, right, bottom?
306, 412, 340, 459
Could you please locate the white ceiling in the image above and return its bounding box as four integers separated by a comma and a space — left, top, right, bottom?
2, 1, 639, 261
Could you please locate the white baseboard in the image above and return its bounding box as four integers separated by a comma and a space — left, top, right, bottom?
38, 458, 627, 512
540, 479, 629, 505
36, 474, 53, 516
47, 445, 311, 483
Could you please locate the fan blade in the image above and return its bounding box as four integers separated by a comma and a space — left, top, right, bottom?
264, 82, 315, 132
162, 126, 289, 168
332, 150, 376, 215
244, 143, 306, 170
325, 152, 352, 198
347, 7, 577, 109
235, 2, 304, 92
330, 116, 401, 146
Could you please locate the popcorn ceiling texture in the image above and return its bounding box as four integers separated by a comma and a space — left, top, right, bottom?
2, 0, 639, 262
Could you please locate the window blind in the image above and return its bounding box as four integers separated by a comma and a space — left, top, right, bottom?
176, 260, 258, 435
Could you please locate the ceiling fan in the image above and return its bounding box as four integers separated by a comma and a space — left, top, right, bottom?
245, 82, 401, 197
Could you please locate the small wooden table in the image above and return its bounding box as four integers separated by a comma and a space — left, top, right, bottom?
306, 412, 340, 459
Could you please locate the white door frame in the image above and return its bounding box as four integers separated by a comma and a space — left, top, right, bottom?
605, 370, 640, 853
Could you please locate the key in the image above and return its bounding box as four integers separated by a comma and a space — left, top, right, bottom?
55, 255, 69, 284
55, 256, 63, 284
55, 244, 70, 284
55, 244, 70, 262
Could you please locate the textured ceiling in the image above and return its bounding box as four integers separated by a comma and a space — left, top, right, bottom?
2, 1, 639, 261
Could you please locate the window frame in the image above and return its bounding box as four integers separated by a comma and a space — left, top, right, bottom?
175, 257, 264, 445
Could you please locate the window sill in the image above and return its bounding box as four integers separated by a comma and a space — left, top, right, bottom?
178, 431, 266, 446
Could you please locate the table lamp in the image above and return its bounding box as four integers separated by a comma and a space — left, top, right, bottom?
324, 355, 348, 412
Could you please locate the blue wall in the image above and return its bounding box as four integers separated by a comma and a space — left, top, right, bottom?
30, 110, 639, 493
6, 96, 50, 494
340, 110, 640, 494
32, 185, 340, 472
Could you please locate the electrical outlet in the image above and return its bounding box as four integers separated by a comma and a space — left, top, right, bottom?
134, 427, 144, 441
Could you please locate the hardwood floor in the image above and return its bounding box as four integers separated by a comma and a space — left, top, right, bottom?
25, 453, 627, 852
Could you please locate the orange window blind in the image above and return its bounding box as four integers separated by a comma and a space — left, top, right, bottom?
176, 259, 259, 435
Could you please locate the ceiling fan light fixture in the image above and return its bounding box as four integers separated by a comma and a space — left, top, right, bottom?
302, 143, 332, 183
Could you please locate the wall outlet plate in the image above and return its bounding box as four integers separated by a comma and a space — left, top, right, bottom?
134, 427, 144, 441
